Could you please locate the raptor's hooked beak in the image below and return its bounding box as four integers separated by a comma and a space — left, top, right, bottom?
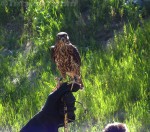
60, 37, 65, 42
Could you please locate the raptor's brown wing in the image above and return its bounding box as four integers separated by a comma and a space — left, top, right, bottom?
50, 45, 55, 62
68, 44, 81, 66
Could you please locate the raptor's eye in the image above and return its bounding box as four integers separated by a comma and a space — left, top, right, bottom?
65, 35, 67, 38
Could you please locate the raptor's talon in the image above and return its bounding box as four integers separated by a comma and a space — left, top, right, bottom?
52, 77, 63, 91
55, 77, 63, 81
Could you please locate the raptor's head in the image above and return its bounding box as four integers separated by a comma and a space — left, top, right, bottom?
56, 32, 69, 44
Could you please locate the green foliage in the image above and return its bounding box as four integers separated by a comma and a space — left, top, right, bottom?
0, 0, 150, 131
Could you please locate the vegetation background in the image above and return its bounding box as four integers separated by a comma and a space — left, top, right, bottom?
0, 0, 150, 131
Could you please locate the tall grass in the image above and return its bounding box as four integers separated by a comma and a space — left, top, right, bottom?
0, 0, 150, 131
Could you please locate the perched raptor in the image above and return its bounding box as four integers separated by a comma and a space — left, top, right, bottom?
51, 32, 83, 89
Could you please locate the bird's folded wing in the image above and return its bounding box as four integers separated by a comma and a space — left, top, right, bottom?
68, 44, 81, 66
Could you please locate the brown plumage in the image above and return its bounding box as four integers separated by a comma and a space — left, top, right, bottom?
51, 32, 83, 89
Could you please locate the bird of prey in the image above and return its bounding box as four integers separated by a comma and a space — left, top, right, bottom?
50, 32, 83, 89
